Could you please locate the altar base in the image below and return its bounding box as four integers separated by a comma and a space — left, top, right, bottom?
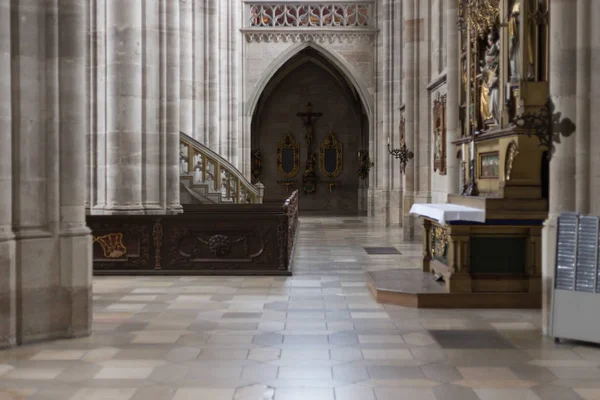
366, 269, 541, 308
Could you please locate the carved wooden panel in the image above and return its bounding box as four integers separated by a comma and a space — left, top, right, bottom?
87, 191, 300, 276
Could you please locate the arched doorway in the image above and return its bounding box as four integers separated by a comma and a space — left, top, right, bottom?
251, 48, 368, 214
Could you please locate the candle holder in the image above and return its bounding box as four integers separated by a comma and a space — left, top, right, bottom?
512, 97, 576, 161
465, 159, 479, 196
387, 141, 414, 174
357, 149, 374, 180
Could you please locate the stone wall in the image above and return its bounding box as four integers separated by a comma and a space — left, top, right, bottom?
0, 0, 92, 348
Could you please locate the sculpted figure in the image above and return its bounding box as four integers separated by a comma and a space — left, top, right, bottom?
480, 31, 500, 126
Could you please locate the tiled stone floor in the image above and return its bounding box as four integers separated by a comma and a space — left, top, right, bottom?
2, 216, 600, 400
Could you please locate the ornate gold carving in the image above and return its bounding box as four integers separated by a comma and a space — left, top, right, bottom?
433, 94, 447, 175
319, 132, 343, 178
276, 133, 300, 178
505, 141, 519, 180
430, 227, 448, 261
93, 233, 127, 259
458, 0, 500, 39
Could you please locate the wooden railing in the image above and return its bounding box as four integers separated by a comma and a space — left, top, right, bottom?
88, 193, 299, 276
180, 132, 263, 204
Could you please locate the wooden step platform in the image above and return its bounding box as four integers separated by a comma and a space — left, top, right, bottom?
366, 269, 541, 309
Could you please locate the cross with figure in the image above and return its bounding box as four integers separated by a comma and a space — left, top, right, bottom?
296, 102, 323, 152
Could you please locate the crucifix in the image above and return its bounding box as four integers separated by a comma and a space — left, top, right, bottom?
296, 102, 323, 152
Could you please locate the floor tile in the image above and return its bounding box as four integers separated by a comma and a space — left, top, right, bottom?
363, 247, 401, 255
70, 388, 138, 400
429, 330, 514, 349
172, 388, 235, 400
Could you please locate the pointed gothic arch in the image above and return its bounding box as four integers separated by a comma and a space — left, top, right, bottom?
244, 42, 373, 121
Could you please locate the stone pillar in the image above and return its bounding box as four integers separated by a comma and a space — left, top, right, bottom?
208, 0, 220, 152
590, 0, 600, 214
9, 0, 92, 344
165, 0, 182, 213
445, 0, 459, 198
541, 0, 577, 334
575, 0, 590, 213
105, 0, 143, 213
402, 0, 417, 238
180, 0, 194, 135
0, 0, 16, 349
378, 0, 393, 227
58, 0, 93, 337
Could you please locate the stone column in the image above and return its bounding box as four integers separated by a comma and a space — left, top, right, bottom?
105, 0, 143, 214
402, 0, 417, 238
445, 0, 459, 198
58, 0, 92, 337
541, 0, 577, 334
208, 0, 220, 152
165, 0, 182, 213
378, 0, 392, 227
575, 0, 590, 213
0, 0, 16, 349
590, 0, 600, 214
180, 0, 194, 136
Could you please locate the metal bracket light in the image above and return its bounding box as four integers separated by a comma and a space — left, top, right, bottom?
512, 97, 576, 160
387, 138, 414, 174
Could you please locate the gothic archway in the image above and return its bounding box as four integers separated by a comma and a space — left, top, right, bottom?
251, 47, 369, 214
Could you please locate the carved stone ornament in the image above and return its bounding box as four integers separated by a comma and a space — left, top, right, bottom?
433, 94, 447, 175
504, 141, 519, 181
242, 31, 375, 44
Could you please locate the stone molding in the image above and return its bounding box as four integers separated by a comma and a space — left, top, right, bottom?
241, 29, 378, 44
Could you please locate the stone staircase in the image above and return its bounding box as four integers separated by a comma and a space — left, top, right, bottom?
179, 132, 264, 205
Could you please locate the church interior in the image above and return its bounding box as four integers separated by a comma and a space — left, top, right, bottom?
1, 0, 600, 399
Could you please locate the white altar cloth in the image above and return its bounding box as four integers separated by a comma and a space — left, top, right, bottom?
409, 203, 486, 225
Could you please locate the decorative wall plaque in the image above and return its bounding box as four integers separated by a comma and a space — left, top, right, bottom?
319, 132, 343, 178
276, 133, 300, 179
479, 151, 499, 179
433, 94, 447, 175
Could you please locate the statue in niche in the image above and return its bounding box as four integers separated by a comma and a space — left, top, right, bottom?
304, 152, 317, 177
508, 0, 521, 82
480, 30, 500, 126
509, 0, 536, 82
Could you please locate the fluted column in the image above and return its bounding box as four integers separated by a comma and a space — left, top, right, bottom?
575, 0, 590, 213
590, 0, 600, 214
208, 0, 220, 152
180, 0, 193, 135
165, 0, 182, 213
445, 0, 460, 197
0, 0, 16, 348
541, 0, 577, 334
378, 0, 392, 227
105, 0, 143, 213
58, 0, 92, 336
402, 0, 417, 238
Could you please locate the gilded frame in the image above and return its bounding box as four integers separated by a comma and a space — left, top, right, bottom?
319, 132, 343, 178
479, 151, 500, 179
276, 133, 300, 179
